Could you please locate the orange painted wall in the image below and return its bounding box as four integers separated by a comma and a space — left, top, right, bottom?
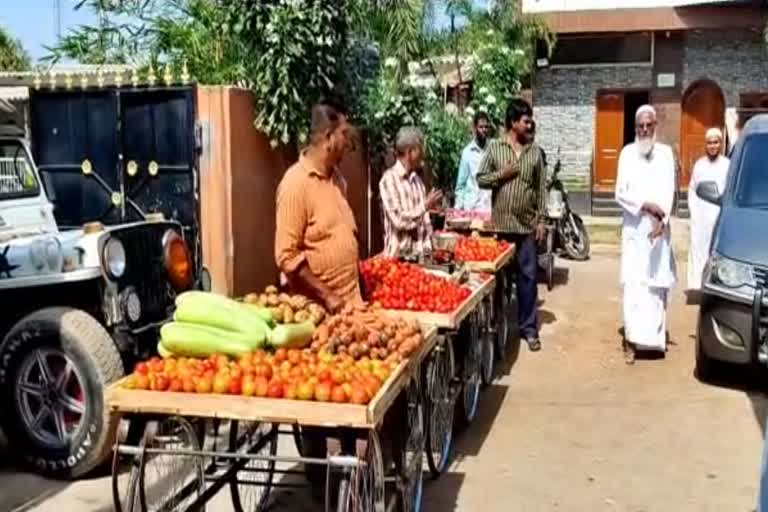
196, 86, 372, 297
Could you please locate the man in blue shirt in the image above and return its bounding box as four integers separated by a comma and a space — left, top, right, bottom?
455, 111, 492, 212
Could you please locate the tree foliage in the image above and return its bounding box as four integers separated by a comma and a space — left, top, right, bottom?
0, 26, 30, 71
48, 0, 353, 147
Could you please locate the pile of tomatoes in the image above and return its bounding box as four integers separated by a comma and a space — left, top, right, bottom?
123, 348, 393, 405
455, 237, 510, 262
359, 258, 471, 312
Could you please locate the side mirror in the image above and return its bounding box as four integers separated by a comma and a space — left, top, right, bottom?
696, 180, 722, 206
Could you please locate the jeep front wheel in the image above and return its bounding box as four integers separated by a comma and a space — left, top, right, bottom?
0, 307, 124, 479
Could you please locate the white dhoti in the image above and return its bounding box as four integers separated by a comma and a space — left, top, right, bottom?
623, 283, 668, 351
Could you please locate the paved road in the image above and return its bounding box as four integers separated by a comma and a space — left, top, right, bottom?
1, 253, 765, 511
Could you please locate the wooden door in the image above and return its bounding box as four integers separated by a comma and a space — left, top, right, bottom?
594, 92, 625, 191
680, 81, 725, 190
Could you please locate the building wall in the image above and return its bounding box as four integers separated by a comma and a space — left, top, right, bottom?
683, 29, 768, 108
532, 66, 653, 192
523, 0, 734, 13
532, 28, 768, 206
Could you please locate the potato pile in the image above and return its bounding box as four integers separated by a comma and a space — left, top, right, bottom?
311, 303, 423, 362
244, 286, 326, 325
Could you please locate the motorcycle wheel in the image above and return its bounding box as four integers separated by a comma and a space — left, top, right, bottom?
560, 212, 590, 261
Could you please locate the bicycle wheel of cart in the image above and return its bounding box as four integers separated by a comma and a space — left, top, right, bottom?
229, 421, 278, 512
495, 272, 510, 356
423, 336, 455, 478
459, 312, 482, 425
545, 230, 555, 291
335, 430, 386, 512
397, 376, 424, 512
138, 416, 205, 512
112, 420, 142, 512
480, 298, 495, 386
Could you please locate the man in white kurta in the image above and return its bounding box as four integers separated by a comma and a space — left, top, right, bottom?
615, 105, 677, 364
687, 128, 729, 291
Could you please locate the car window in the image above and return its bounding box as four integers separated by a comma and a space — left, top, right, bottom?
735, 133, 768, 208
0, 140, 39, 199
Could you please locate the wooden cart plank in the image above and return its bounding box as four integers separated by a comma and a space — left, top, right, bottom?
462, 244, 516, 274
107, 327, 438, 429
381, 275, 495, 329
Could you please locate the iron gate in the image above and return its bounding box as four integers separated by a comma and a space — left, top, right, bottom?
28, 86, 200, 261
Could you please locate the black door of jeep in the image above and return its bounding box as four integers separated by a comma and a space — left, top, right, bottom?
28, 87, 199, 257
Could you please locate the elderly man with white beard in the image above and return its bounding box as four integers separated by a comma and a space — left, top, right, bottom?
615, 105, 677, 365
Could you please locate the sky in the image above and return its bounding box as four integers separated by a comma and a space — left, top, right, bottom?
0, 1, 489, 63
0, 2, 98, 61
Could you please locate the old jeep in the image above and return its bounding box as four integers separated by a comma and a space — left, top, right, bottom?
0, 126, 206, 478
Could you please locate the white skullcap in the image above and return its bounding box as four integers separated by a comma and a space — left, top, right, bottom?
705, 127, 723, 141
635, 104, 656, 121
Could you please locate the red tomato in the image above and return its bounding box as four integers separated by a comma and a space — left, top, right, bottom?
267, 379, 284, 398
135, 362, 149, 375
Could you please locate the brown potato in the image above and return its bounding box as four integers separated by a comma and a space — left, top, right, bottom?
243, 293, 260, 304
278, 292, 291, 305
258, 294, 269, 307
283, 307, 295, 324
290, 295, 310, 310
270, 306, 284, 323
267, 294, 280, 307
295, 310, 310, 323
265, 285, 278, 295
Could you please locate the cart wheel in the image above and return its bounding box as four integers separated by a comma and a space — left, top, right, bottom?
480, 298, 495, 386
423, 336, 455, 478
546, 230, 555, 291
335, 430, 386, 512
495, 272, 510, 356
459, 312, 482, 425
397, 376, 424, 512
546, 257, 554, 291
229, 421, 278, 512
112, 418, 142, 512
138, 417, 205, 512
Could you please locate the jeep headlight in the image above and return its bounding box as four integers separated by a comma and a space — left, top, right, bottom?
711, 255, 755, 288
103, 237, 126, 279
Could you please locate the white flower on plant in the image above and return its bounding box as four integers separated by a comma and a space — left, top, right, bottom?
513, 49, 525, 56
478, 86, 489, 95
422, 113, 432, 124
501, 47, 511, 55
485, 94, 497, 105
426, 90, 438, 100
407, 61, 420, 74
404, 115, 413, 124
482, 63, 493, 72
374, 111, 385, 120
486, 29, 494, 36
384, 57, 398, 68
465, 106, 476, 117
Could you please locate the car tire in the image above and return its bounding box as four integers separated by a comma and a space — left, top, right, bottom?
694, 335, 721, 383
0, 307, 124, 479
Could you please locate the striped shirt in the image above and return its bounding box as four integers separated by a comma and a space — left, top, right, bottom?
379, 160, 433, 258
275, 155, 362, 303
476, 138, 546, 234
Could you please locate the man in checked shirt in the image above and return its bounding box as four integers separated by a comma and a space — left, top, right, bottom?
477, 98, 547, 352
379, 126, 443, 258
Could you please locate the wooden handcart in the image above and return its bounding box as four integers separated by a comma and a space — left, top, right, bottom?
109, 327, 438, 512
381, 274, 495, 479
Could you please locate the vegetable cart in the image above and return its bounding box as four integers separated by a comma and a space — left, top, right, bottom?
381, 274, 495, 478
109, 326, 438, 512
460, 244, 516, 385
443, 224, 519, 373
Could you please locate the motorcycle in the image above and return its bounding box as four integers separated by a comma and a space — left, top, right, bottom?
540, 150, 590, 287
